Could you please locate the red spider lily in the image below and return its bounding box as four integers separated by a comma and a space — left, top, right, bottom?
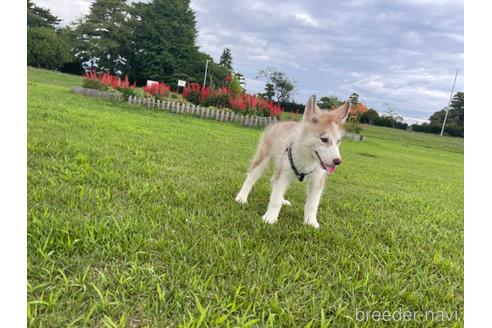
143, 82, 171, 97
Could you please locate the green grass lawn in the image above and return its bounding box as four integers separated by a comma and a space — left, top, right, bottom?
27, 68, 464, 327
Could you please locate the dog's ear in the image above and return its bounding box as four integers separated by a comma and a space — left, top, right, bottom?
303, 95, 320, 123
333, 102, 351, 124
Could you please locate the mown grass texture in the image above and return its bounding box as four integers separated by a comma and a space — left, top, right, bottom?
28, 68, 463, 327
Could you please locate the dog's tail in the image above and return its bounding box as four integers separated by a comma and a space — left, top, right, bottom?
249, 128, 273, 171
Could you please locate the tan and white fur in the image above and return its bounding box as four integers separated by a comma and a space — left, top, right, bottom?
235, 95, 350, 228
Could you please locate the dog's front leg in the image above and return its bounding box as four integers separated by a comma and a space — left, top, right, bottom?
262, 170, 290, 224
304, 173, 325, 229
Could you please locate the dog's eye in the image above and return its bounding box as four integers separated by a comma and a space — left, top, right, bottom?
337, 139, 341, 145
320, 137, 329, 143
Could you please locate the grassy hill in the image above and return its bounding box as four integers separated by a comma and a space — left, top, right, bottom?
27, 68, 463, 327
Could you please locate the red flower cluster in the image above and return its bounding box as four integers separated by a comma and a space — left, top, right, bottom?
82, 70, 136, 92
82, 70, 98, 82
183, 82, 283, 118
228, 96, 245, 111
214, 87, 231, 97
183, 83, 213, 103
143, 82, 171, 98
229, 94, 283, 118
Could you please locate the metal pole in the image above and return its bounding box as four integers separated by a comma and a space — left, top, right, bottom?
440, 69, 459, 136
203, 59, 209, 87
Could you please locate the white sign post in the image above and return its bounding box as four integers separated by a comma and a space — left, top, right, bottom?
177, 80, 186, 94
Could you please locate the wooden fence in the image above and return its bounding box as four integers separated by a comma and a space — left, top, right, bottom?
70, 87, 363, 140
71, 87, 123, 102
70, 87, 277, 128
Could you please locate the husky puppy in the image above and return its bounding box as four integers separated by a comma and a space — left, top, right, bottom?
235, 95, 350, 228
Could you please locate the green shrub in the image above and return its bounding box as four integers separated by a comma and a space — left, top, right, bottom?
82, 78, 103, 90
345, 122, 363, 134
411, 123, 464, 137
115, 86, 136, 101
169, 93, 180, 100
374, 116, 408, 130
228, 74, 242, 96
28, 27, 70, 69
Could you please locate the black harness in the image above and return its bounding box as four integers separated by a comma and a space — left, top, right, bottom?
286, 144, 316, 181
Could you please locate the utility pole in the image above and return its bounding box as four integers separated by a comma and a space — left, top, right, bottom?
203, 59, 209, 87
440, 69, 459, 136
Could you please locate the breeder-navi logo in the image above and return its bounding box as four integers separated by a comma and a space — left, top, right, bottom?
355, 307, 459, 323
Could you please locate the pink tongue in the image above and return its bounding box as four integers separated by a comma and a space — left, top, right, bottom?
326, 166, 336, 175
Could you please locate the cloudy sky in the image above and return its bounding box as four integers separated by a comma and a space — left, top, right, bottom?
36, 0, 464, 120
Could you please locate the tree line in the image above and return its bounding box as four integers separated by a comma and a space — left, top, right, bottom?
27, 0, 229, 88
280, 92, 464, 137
27, 0, 463, 137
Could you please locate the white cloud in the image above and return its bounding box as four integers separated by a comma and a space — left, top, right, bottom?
294, 12, 320, 28
35, 0, 91, 25
31, 0, 464, 119
244, 78, 267, 95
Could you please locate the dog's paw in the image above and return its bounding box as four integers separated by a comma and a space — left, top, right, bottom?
281, 198, 292, 206
262, 212, 278, 224
235, 194, 247, 204
305, 220, 320, 229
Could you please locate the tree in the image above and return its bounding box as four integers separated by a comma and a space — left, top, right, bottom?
133, 0, 197, 81
219, 48, 233, 73
27, 0, 70, 69
412, 92, 464, 137
234, 72, 246, 88
57, 26, 85, 74
360, 108, 380, 124
449, 91, 464, 125
260, 83, 275, 100
74, 0, 135, 75
258, 67, 295, 103
318, 96, 343, 109
429, 92, 464, 127
28, 27, 71, 69
131, 0, 227, 85
383, 103, 403, 122
201, 54, 229, 88
27, 0, 60, 28
349, 92, 359, 106
228, 74, 242, 96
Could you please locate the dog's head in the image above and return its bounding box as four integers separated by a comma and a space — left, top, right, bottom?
301, 95, 350, 175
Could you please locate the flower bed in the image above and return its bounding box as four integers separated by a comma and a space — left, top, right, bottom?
82, 70, 136, 100
71, 86, 279, 130
181, 74, 283, 119
143, 82, 172, 99
80, 71, 283, 118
